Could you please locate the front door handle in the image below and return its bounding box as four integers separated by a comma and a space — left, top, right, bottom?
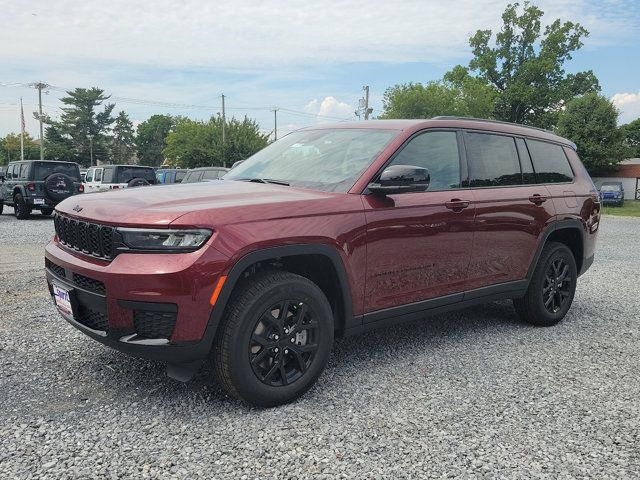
529, 194, 548, 205
445, 199, 471, 212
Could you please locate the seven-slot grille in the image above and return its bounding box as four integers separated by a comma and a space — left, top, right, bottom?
54, 213, 115, 260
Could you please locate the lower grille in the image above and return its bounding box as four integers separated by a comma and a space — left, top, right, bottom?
72, 273, 106, 295
133, 310, 177, 339
45, 258, 65, 278
76, 305, 108, 332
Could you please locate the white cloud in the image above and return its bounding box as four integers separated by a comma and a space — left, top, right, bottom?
612, 91, 640, 124
1, 0, 636, 70
304, 97, 354, 123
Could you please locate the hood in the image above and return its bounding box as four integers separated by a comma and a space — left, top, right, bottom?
55, 180, 343, 227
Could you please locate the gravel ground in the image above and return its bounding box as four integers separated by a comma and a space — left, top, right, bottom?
0, 207, 638, 479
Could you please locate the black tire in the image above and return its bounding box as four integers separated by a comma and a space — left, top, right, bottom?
513, 242, 577, 327
13, 193, 31, 220
213, 271, 334, 407
0, 201, 3, 215
41, 208, 54, 216
127, 178, 150, 188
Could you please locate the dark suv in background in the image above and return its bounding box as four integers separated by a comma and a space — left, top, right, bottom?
1, 160, 83, 218
45, 118, 600, 407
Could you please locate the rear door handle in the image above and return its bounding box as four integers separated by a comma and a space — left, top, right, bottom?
445, 199, 471, 211
529, 194, 548, 205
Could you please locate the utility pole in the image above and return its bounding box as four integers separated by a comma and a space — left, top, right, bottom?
88, 135, 94, 166
221, 93, 226, 167
271, 107, 278, 141
363, 85, 373, 120
20, 97, 25, 161
32, 82, 49, 159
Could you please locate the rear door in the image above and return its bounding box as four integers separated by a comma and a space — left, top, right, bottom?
363, 130, 475, 314
463, 132, 555, 290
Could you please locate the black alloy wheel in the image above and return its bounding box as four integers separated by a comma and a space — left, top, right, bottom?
249, 300, 319, 387
513, 241, 577, 327
542, 258, 572, 314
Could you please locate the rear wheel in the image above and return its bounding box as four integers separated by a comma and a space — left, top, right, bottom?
213, 271, 334, 407
513, 242, 577, 327
13, 193, 31, 220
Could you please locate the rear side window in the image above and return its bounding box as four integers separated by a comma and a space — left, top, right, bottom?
19, 164, 29, 179
117, 167, 157, 184
526, 140, 574, 183
94, 168, 103, 182
102, 167, 114, 183
202, 169, 222, 180
175, 171, 187, 183
466, 133, 521, 187
388, 131, 461, 190
182, 171, 202, 183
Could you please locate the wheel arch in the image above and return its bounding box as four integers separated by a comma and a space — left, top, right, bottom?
12, 185, 26, 199
527, 219, 586, 279
209, 244, 356, 338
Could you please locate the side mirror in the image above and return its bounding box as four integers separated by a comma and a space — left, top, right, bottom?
368, 165, 430, 195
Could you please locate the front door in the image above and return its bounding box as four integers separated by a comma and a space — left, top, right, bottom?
363, 130, 475, 315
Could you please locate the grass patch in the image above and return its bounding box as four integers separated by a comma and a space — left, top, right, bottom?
601, 200, 640, 217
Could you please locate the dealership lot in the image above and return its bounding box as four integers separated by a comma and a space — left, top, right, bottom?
0, 209, 638, 479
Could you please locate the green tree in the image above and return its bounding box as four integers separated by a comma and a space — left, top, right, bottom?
163, 116, 268, 169
136, 114, 175, 166
41, 87, 115, 166
448, 2, 600, 128
556, 93, 625, 173
110, 111, 136, 164
380, 79, 496, 120
43, 125, 75, 162
621, 118, 640, 158
0, 132, 40, 164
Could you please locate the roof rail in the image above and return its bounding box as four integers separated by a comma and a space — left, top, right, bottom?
431, 116, 558, 136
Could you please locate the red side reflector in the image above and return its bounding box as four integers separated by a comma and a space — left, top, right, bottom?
111, 185, 119, 189
209, 275, 227, 306
78, 184, 84, 192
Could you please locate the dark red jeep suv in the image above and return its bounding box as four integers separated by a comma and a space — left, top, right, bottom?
45, 118, 600, 406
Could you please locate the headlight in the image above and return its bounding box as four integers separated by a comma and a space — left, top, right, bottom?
118, 228, 212, 251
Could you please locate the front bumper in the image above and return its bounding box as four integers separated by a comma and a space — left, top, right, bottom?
45, 239, 229, 366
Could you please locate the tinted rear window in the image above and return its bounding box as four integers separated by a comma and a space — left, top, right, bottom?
526, 140, 574, 183
32, 162, 80, 181
116, 167, 157, 184
466, 133, 522, 187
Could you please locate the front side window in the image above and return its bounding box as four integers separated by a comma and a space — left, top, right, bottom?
527, 139, 574, 183
386, 131, 461, 190
225, 129, 397, 193
7, 164, 16, 179
85, 168, 93, 182
466, 133, 522, 187
175, 171, 187, 183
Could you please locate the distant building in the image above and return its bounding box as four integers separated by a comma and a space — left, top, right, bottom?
592, 159, 640, 200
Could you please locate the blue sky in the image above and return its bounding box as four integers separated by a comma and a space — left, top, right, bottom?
1, 0, 639, 140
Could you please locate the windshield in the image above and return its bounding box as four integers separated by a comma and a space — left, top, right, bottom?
33, 162, 80, 181
224, 129, 397, 192
600, 184, 621, 192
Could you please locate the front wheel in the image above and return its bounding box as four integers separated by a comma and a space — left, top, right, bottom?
13, 193, 31, 220
213, 271, 334, 407
513, 242, 577, 327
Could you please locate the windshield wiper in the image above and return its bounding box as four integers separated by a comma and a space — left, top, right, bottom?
237, 178, 290, 186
